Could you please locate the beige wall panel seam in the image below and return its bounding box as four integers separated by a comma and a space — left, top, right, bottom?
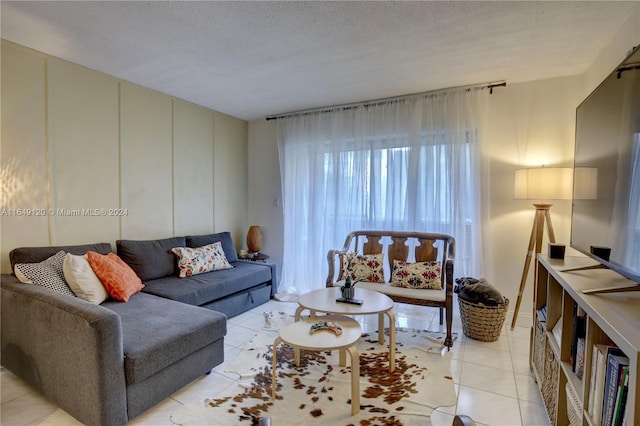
44, 56, 53, 245
171, 99, 175, 237
118, 82, 123, 242
212, 112, 219, 232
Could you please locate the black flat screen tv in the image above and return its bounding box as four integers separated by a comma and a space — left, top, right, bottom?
571, 44, 640, 293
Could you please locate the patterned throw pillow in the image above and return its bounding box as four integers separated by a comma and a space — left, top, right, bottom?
171, 241, 233, 278
87, 252, 144, 302
14, 251, 76, 296
340, 252, 385, 283
390, 260, 442, 290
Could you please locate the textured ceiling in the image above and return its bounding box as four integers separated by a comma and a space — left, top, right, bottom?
1, 1, 637, 120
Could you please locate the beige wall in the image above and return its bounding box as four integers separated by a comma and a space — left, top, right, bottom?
486, 76, 583, 321
0, 41, 248, 273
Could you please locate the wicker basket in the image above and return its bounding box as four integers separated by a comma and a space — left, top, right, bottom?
542, 341, 559, 424
533, 318, 546, 375
458, 297, 509, 342
566, 383, 583, 426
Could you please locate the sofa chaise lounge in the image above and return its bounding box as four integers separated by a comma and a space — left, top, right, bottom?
0, 232, 277, 426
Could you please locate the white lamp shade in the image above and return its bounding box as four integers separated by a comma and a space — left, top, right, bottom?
514, 167, 573, 200
573, 167, 598, 200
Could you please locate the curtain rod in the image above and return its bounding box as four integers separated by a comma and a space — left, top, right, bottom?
265, 80, 506, 121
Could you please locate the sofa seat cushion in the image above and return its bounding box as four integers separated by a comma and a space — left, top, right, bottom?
102, 292, 226, 385
334, 280, 446, 303
141, 261, 272, 306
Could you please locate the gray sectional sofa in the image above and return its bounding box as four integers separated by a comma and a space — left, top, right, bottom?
0, 232, 277, 426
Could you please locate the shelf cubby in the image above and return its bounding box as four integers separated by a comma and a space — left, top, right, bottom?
532, 255, 639, 426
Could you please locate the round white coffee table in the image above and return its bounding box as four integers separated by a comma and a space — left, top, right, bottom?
271, 315, 361, 415
295, 287, 396, 372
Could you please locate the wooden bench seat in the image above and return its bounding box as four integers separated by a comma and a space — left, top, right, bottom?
326, 230, 455, 349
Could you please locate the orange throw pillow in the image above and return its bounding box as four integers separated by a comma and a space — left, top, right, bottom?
87, 252, 144, 302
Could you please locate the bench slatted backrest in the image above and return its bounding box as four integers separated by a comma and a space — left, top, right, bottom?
337, 231, 451, 284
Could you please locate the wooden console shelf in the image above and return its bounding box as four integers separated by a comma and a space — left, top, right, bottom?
532, 255, 639, 426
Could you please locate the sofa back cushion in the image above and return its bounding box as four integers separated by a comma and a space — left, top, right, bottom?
9, 243, 112, 272
117, 237, 186, 281
186, 232, 238, 263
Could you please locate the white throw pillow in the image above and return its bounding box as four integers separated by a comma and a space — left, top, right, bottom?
63, 253, 109, 304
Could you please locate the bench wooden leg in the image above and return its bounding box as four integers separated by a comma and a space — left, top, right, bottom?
444, 305, 453, 350
439, 307, 444, 325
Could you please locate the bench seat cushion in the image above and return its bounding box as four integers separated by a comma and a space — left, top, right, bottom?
102, 292, 226, 385
333, 280, 446, 303
141, 261, 272, 306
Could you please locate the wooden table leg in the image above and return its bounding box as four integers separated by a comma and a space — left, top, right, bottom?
385, 310, 396, 372
272, 336, 283, 399
293, 307, 305, 362
378, 312, 385, 344
294, 342, 301, 367
339, 348, 346, 367
346, 345, 360, 415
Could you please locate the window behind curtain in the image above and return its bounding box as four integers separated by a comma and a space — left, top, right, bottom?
276, 90, 489, 298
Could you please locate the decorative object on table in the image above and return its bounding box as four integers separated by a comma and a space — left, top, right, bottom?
335, 297, 363, 305
247, 253, 269, 262
309, 320, 343, 335
339, 261, 364, 300
511, 166, 572, 329
171, 325, 457, 426
589, 245, 611, 262
246, 225, 263, 254
548, 243, 566, 259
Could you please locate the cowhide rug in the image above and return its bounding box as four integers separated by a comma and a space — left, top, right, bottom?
171, 311, 457, 426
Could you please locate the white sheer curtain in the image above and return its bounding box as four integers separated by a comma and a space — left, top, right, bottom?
276, 88, 492, 298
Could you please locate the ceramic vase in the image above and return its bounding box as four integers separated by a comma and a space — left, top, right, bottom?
342, 286, 355, 300
246, 226, 263, 253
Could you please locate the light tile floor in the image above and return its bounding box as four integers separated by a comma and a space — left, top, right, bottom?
1, 298, 550, 426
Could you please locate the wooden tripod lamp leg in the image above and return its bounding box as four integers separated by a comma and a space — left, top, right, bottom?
511, 204, 554, 330
511, 214, 538, 330
544, 208, 556, 244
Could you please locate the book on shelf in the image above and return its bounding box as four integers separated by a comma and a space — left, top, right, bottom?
570, 304, 586, 372
537, 305, 547, 322
588, 343, 600, 418
602, 352, 629, 426
612, 366, 629, 426
590, 344, 624, 426
576, 337, 586, 380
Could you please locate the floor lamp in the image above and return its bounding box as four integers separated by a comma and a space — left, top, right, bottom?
510, 167, 572, 329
